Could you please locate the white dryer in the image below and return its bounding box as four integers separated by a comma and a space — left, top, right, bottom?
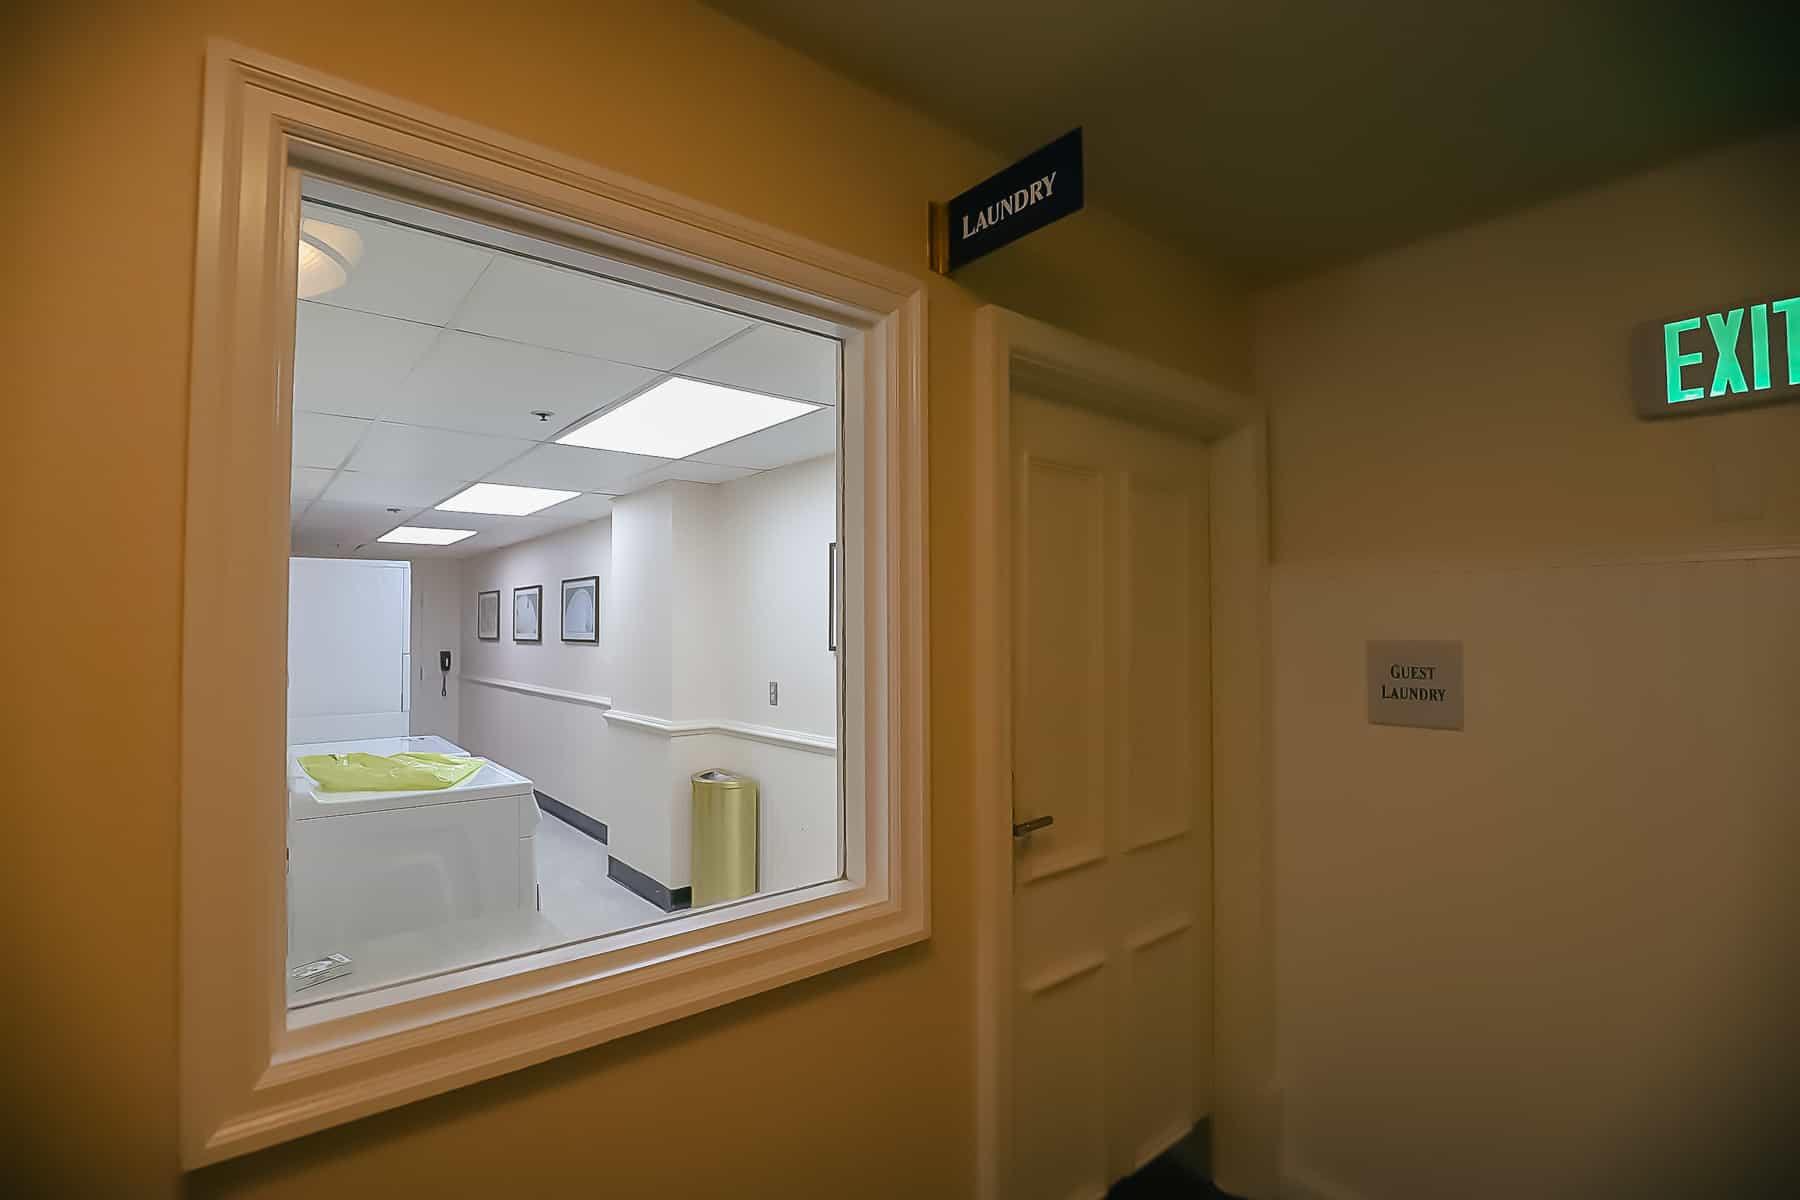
287, 734, 540, 961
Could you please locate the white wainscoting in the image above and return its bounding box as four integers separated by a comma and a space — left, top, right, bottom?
459, 682, 840, 895
1271, 550, 1800, 1200
603, 708, 840, 894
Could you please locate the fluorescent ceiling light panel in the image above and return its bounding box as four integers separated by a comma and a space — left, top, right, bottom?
555, 377, 818, 459
436, 482, 580, 516
378, 525, 477, 545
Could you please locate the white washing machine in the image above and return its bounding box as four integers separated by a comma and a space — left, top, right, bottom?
287, 735, 540, 961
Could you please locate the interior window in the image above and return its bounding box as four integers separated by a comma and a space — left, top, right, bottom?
285, 181, 843, 1010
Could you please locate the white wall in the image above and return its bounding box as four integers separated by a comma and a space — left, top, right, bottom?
464, 518, 614, 699
458, 459, 841, 894
670, 481, 725, 720
408, 557, 462, 740
287, 557, 411, 743
1257, 128, 1800, 1200
459, 518, 614, 829
606, 485, 682, 881
717, 455, 838, 734
609, 490, 670, 717
714, 458, 841, 894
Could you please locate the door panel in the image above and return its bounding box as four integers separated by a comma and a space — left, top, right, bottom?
1015, 960, 1110, 1200
1015, 454, 1108, 883
288, 557, 410, 719
1011, 392, 1211, 1198
1123, 479, 1195, 850
287, 557, 412, 743
1014, 863, 1109, 990
1115, 835, 1200, 926
1122, 921, 1198, 1167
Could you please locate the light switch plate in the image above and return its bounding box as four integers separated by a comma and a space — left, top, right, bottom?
768, 681, 779, 706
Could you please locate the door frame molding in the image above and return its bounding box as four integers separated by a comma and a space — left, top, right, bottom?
970, 307, 1277, 1198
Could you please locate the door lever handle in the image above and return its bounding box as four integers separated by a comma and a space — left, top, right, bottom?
1012, 815, 1054, 838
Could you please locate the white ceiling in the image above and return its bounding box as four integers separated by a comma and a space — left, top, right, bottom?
290, 199, 840, 558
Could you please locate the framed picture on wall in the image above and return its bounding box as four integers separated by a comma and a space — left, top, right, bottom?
561, 576, 599, 644
476, 590, 500, 641
512, 585, 542, 643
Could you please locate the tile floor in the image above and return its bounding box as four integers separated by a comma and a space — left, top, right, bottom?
534, 808, 669, 938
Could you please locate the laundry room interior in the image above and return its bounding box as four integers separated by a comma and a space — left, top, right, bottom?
284, 180, 843, 1005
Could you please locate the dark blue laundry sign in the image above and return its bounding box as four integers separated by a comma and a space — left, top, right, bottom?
930, 129, 1084, 274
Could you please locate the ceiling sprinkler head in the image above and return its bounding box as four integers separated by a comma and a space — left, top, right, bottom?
531, 410, 554, 422
386, 507, 402, 514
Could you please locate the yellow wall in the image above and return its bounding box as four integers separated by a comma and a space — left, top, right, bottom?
1261, 129, 1800, 564
1257, 130, 1800, 1199
2, 1, 1246, 1195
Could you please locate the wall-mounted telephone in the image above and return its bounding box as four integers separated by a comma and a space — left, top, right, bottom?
439, 650, 452, 697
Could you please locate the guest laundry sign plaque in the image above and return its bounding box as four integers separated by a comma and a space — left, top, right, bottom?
929, 128, 1083, 274
1367, 641, 1463, 730
1634, 291, 1800, 418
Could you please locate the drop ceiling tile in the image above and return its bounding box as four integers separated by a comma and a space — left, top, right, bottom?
347, 422, 531, 480
293, 302, 440, 419
296, 501, 401, 547
401, 509, 543, 534
384, 330, 659, 440
364, 544, 457, 559
293, 412, 370, 469
681, 323, 839, 406
300, 202, 494, 325
624, 460, 758, 491
485, 442, 666, 493
291, 529, 359, 557
534, 493, 614, 524
292, 466, 336, 502
693, 408, 836, 470
386, 510, 557, 555
452, 255, 751, 369
320, 470, 467, 510
457, 521, 558, 552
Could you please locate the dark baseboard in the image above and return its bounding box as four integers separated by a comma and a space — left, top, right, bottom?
535, 789, 606, 844
607, 855, 692, 912
535, 788, 689, 912
1107, 1118, 1234, 1199
1165, 1117, 1212, 1182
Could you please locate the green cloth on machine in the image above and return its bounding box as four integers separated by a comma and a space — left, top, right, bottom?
297, 751, 484, 792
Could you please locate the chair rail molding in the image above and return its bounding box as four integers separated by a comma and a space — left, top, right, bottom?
602, 708, 838, 754
461, 673, 613, 709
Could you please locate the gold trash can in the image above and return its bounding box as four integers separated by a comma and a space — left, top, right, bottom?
691, 770, 758, 906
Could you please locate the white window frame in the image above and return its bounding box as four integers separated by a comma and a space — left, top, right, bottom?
180, 41, 928, 1167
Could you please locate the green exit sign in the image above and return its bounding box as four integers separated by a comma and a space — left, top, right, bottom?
1636, 292, 1800, 418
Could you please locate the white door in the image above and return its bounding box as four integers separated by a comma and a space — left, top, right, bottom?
1010, 392, 1212, 1199
287, 557, 412, 743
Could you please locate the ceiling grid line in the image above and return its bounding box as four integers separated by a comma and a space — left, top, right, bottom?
291, 192, 839, 558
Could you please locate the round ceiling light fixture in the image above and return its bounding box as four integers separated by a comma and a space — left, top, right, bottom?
296, 217, 364, 299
